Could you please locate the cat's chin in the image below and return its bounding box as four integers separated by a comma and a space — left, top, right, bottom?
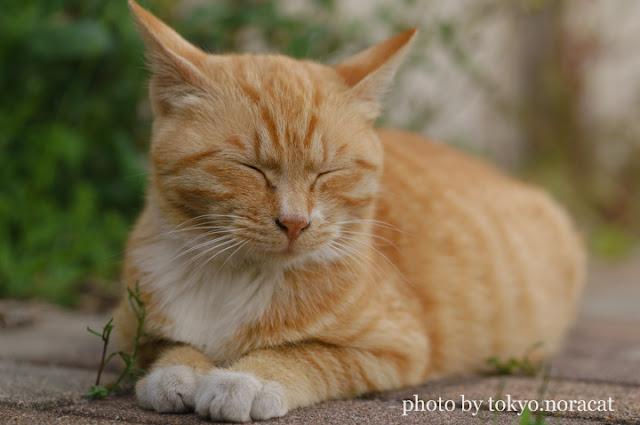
270, 246, 306, 261
260, 245, 324, 268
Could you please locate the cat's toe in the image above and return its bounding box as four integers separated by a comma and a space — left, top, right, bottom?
250, 381, 288, 420
195, 371, 260, 422
136, 365, 200, 413
195, 371, 287, 422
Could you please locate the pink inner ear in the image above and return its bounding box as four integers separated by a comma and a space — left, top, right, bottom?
334, 28, 417, 87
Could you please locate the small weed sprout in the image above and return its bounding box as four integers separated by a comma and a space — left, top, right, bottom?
484, 345, 552, 425
519, 405, 550, 425
490, 376, 506, 425
529, 364, 552, 425
85, 282, 146, 399
487, 342, 544, 377
517, 366, 552, 425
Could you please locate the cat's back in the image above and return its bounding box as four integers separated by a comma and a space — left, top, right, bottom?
375, 127, 581, 241
374, 128, 586, 374
377, 128, 513, 194
375, 128, 550, 230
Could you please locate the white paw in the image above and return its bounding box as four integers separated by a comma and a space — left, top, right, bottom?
136, 365, 202, 413
195, 371, 288, 422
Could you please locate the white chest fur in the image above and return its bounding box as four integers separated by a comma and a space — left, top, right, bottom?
133, 235, 280, 363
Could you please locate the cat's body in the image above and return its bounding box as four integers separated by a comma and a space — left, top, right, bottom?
115, 1, 585, 422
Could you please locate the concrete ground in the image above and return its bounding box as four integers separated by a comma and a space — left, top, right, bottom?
1, 253, 639, 424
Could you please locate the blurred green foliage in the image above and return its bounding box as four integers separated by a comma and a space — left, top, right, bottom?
0, 0, 349, 306
0, 1, 147, 306
590, 225, 637, 260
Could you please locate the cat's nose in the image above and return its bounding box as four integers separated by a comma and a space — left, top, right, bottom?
275, 217, 310, 244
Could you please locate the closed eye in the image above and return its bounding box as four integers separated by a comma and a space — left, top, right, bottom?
239, 163, 274, 190
311, 168, 343, 190
240, 162, 263, 174
317, 169, 343, 179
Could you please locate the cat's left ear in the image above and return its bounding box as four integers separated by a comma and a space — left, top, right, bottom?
333, 28, 417, 120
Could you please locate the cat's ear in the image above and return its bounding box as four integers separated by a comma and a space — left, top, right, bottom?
334, 28, 417, 120
129, 0, 209, 114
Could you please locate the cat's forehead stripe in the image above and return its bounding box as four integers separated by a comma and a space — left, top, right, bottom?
302, 114, 317, 150
354, 158, 377, 171
226, 137, 245, 151
260, 105, 283, 157
220, 57, 331, 169
252, 129, 262, 161
236, 78, 261, 105
168, 147, 221, 173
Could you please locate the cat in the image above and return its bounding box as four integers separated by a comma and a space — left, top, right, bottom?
114, 1, 586, 422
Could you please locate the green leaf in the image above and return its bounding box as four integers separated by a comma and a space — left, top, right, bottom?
119, 352, 131, 363
439, 22, 455, 43
519, 405, 532, 424
84, 385, 109, 400
87, 326, 103, 337
591, 224, 635, 259
29, 19, 112, 60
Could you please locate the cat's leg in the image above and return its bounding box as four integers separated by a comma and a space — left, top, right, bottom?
194, 341, 426, 422
136, 344, 214, 413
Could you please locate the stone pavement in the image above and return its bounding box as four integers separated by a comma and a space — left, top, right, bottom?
1, 253, 639, 424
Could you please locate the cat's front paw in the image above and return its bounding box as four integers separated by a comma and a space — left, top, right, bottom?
195, 371, 288, 422
136, 365, 202, 413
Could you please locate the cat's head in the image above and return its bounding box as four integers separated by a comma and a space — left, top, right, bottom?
129, 0, 416, 267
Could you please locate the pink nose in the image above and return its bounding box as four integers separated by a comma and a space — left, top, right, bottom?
275, 217, 310, 244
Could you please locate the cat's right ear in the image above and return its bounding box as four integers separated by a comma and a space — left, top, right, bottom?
129, 0, 209, 115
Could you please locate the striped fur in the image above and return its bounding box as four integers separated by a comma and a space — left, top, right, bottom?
115, 1, 586, 422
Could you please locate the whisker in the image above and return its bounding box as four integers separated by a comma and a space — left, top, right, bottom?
340, 230, 397, 247
202, 213, 248, 221
335, 219, 411, 236
144, 213, 244, 241
123, 215, 249, 258
173, 232, 237, 262
238, 240, 258, 265
179, 236, 237, 269
329, 240, 372, 276
166, 214, 220, 232
322, 242, 354, 273
331, 239, 384, 280
149, 225, 233, 242
146, 212, 249, 243
193, 239, 246, 277
337, 235, 414, 287
215, 240, 249, 274
175, 228, 239, 254
167, 213, 247, 233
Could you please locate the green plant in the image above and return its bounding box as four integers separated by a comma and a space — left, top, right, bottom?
85, 282, 146, 399
487, 342, 544, 377
518, 364, 552, 425
0, 0, 147, 306
485, 350, 552, 425
518, 405, 549, 425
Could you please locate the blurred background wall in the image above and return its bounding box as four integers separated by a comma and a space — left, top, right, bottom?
1, 0, 638, 308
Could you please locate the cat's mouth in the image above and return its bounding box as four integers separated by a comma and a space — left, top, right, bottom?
276, 244, 300, 257
269, 239, 316, 260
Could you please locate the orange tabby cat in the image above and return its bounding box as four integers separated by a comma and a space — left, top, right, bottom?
115, 1, 586, 422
